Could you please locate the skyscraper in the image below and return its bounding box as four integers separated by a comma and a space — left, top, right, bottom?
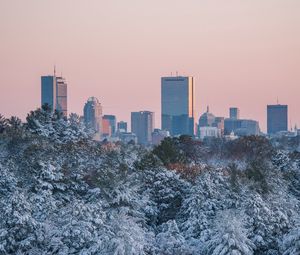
55, 76, 67, 117
230, 107, 240, 119
41, 70, 68, 117
83, 97, 102, 134
131, 111, 154, 145
117, 121, 128, 133
161, 76, 194, 136
103, 115, 117, 135
267, 104, 288, 134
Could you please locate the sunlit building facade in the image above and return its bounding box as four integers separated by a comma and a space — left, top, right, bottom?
161, 76, 195, 136
103, 115, 117, 135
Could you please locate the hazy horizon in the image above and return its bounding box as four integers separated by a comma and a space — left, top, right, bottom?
1, 0, 299, 132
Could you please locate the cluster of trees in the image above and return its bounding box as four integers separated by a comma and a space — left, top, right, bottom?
0, 108, 299, 254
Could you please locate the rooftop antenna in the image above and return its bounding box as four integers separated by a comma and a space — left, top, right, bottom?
276, 97, 279, 105
207, 105, 209, 112
176, 71, 178, 76
54, 65, 56, 77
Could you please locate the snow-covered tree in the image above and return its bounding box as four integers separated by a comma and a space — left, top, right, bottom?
202, 210, 255, 255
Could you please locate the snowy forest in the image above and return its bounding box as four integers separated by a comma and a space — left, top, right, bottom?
0, 107, 300, 255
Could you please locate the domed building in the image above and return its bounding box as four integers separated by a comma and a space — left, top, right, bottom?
198, 106, 216, 127
197, 106, 224, 139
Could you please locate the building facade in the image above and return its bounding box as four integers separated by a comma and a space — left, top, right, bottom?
83, 97, 102, 134
117, 121, 128, 133
267, 104, 288, 135
198, 107, 224, 137
152, 129, 170, 145
225, 108, 260, 136
224, 119, 260, 136
198, 126, 221, 140
103, 115, 117, 135
41, 73, 68, 117
230, 107, 240, 119
131, 111, 154, 145
161, 76, 194, 136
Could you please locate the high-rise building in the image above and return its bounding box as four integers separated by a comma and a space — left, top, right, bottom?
117, 121, 128, 133
267, 104, 288, 134
83, 97, 102, 134
131, 111, 154, 145
230, 107, 240, 119
41, 70, 68, 117
103, 115, 117, 135
224, 108, 260, 136
161, 76, 194, 136
102, 118, 112, 137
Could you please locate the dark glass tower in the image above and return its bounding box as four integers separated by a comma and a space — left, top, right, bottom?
161, 76, 194, 136
41, 70, 68, 117
267, 104, 288, 134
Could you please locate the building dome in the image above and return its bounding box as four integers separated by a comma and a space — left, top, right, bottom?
87, 97, 100, 104
198, 106, 216, 127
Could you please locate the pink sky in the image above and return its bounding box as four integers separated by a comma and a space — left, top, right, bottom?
0, 0, 299, 132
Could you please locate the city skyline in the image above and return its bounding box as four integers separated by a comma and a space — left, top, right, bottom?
1, 0, 300, 132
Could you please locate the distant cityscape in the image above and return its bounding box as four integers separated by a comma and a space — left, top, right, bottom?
41, 69, 296, 145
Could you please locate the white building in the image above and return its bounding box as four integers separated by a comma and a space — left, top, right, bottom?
198, 126, 221, 140
152, 129, 170, 145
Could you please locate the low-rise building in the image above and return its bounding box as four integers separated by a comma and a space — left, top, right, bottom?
152, 129, 170, 145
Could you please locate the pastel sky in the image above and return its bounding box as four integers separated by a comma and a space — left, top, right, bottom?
1, 0, 299, 132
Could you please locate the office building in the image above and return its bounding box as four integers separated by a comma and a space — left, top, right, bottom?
214, 117, 225, 134
224, 108, 260, 136
230, 107, 240, 119
161, 76, 194, 136
41, 70, 67, 117
267, 104, 288, 135
103, 115, 117, 135
117, 121, 128, 133
83, 97, 102, 134
131, 111, 154, 145
119, 132, 138, 144
224, 119, 260, 136
152, 129, 170, 145
102, 118, 112, 137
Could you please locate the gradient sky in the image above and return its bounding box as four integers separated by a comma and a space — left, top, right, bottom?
1, 0, 299, 132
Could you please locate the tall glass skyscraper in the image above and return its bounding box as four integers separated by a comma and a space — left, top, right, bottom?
83, 97, 103, 134
41, 71, 68, 117
267, 104, 288, 134
230, 107, 240, 119
131, 111, 154, 145
161, 76, 194, 136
